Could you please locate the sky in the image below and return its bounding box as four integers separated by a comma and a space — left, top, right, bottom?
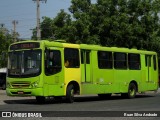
0, 0, 71, 39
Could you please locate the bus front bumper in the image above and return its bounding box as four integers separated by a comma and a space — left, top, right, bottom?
6, 88, 44, 97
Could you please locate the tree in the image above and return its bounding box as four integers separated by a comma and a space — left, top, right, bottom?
41, 17, 53, 40
32, 0, 160, 53
32, 10, 72, 41
52, 9, 72, 42
0, 27, 12, 67
69, 0, 99, 44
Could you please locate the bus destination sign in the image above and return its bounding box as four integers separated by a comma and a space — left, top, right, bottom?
10, 42, 40, 50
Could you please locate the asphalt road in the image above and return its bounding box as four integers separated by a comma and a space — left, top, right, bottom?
0, 89, 160, 119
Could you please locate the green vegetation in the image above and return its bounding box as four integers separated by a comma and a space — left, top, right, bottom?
32, 0, 160, 53
1, 0, 160, 67
0, 26, 12, 67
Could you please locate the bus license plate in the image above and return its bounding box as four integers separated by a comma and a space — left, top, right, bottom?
18, 91, 24, 95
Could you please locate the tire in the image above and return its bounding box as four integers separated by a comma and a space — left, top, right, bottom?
98, 94, 112, 99
66, 84, 74, 103
128, 83, 137, 98
122, 83, 136, 99
36, 96, 45, 104
2, 83, 6, 90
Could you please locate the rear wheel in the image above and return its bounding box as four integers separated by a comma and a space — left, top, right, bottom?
66, 84, 74, 103
121, 83, 137, 99
128, 83, 136, 98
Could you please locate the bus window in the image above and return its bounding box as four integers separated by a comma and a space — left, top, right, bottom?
8, 50, 41, 77
81, 50, 90, 64
153, 55, 157, 70
64, 48, 80, 68
45, 50, 61, 75
145, 55, 151, 67
114, 52, 127, 69
98, 51, 112, 69
86, 51, 90, 64
128, 53, 141, 70
81, 51, 84, 64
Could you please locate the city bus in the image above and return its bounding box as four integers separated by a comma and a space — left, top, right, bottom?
6, 40, 159, 103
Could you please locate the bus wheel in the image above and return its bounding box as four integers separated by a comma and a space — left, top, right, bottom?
36, 96, 45, 104
128, 83, 137, 98
98, 94, 111, 99
66, 84, 74, 103
122, 83, 136, 99
2, 83, 6, 90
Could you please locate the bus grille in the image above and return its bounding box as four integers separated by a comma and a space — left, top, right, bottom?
11, 82, 30, 88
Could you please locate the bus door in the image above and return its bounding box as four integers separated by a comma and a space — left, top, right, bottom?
145, 55, 153, 83
44, 47, 63, 95
81, 50, 92, 83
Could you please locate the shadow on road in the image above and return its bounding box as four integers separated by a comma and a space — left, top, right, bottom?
3, 94, 156, 105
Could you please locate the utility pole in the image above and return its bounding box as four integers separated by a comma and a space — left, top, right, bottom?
0, 24, 5, 33
12, 20, 18, 42
0, 23, 5, 28
33, 0, 47, 40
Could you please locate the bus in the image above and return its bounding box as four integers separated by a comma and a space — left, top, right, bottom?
6, 40, 159, 103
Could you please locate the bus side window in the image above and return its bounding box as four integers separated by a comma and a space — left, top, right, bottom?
64, 60, 70, 67
45, 50, 62, 75
98, 51, 112, 69
114, 52, 127, 69
145, 55, 152, 67
128, 53, 141, 70
64, 48, 80, 68
153, 55, 157, 70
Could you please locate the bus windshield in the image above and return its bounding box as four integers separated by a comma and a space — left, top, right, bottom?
8, 50, 41, 77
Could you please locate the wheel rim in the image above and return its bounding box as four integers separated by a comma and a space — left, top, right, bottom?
130, 87, 135, 96
71, 89, 74, 98
66, 85, 75, 103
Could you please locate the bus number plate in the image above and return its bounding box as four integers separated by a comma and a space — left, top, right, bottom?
18, 91, 24, 95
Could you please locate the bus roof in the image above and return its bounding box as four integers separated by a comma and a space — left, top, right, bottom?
79, 44, 156, 55
9, 40, 157, 55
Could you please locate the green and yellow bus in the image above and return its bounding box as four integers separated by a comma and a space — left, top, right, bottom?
6, 40, 159, 103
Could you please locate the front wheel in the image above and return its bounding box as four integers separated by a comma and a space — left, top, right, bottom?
128, 83, 137, 98
66, 84, 74, 103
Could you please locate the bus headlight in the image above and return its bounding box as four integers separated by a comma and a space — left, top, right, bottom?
31, 81, 39, 88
